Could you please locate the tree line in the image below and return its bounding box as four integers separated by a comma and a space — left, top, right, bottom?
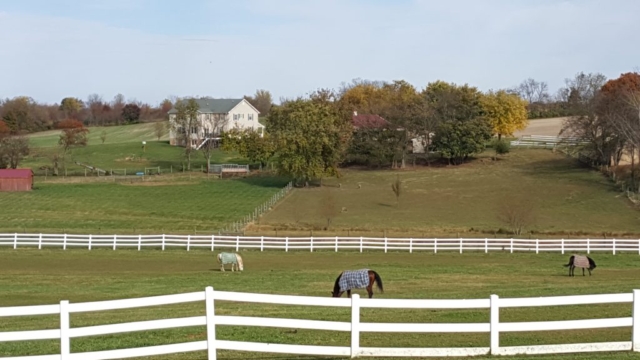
219, 71, 640, 186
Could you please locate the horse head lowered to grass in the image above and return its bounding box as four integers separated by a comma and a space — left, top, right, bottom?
331, 269, 383, 298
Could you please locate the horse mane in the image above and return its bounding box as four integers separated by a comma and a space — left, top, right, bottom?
333, 272, 343, 294
236, 254, 243, 270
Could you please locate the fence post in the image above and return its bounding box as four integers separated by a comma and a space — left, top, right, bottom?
613, 238, 616, 255
113, 235, 116, 250
434, 238, 437, 254
485, 238, 488, 253
285, 237, 289, 252
490, 294, 500, 355
459, 238, 463, 254
205, 286, 217, 360
260, 236, 264, 252
63, 234, 67, 250
38, 233, 42, 250
60, 300, 70, 360
384, 237, 388, 253
138, 235, 142, 251
409, 238, 413, 253
587, 238, 590, 254
335, 236, 338, 252
633, 289, 640, 352
88, 234, 92, 251
236, 236, 239, 252
310, 236, 313, 252
510, 238, 513, 254
535, 238, 539, 254
360, 236, 363, 253
561, 238, 564, 255
162, 234, 166, 251
211, 235, 215, 251
13, 232, 17, 249
351, 294, 360, 358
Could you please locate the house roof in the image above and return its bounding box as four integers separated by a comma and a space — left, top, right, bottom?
352, 114, 389, 129
0, 169, 33, 178
167, 98, 244, 114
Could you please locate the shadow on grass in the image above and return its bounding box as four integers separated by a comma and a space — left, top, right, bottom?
234, 176, 291, 188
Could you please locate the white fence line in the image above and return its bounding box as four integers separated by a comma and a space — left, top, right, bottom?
1, 233, 640, 254
1, 287, 640, 359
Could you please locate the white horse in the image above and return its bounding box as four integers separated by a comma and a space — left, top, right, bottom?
217, 252, 244, 272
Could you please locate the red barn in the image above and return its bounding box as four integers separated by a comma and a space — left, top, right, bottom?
0, 169, 34, 192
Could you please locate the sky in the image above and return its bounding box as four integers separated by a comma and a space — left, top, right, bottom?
1, 0, 639, 105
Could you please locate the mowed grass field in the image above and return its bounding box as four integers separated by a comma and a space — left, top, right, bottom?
24, 122, 247, 174
0, 176, 289, 234
253, 149, 640, 238
1, 249, 640, 360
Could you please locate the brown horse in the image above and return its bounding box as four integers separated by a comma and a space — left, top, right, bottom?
331, 270, 383, 298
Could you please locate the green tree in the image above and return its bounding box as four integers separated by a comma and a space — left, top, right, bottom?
481, 90, 529, 139
59, 97, 84, 119
269, 98, 351, 186
433, 119, 492, 165
221, 128, 275, 170
171, 99, 200, 170
121, 103, 141, 124
0, 136, 29, 169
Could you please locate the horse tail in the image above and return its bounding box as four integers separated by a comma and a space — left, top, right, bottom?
217, 253, 221, 263
588, 257, 596, 269
563, 255, 574, 267
372, 271, 383, 293
333, 273, 342, 295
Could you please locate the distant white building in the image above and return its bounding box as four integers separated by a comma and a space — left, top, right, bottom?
168, 98, 264, 148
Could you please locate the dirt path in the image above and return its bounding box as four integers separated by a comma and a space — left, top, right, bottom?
513, 117, 567, 137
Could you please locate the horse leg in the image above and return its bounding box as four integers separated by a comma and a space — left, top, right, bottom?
588, 268, 592, 276
367, 285, 373, 298
582, 268, 585, 276
221, 264, 225, 272
347, 290, 351, 298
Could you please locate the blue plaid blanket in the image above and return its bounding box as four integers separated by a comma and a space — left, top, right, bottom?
339, 269, 369, 292
220, 252, 237, 264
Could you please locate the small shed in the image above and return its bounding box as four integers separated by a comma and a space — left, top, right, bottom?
0, 169, 34, 192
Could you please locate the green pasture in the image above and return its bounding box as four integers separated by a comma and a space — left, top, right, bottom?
1, 249, 639, 359
0, 176, 289, 234
24, 122, 247, 174
254, 149, 640, 238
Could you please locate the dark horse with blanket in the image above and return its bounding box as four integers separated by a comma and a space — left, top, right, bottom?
564, 254, 596, 277
331, 269, 383, 298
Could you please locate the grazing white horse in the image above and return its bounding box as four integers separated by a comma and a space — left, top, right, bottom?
217, 252, 243, 272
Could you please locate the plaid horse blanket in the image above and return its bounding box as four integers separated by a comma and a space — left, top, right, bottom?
339, 269, 370, 292
220, 252, 238, 264
573, 255, 590, 268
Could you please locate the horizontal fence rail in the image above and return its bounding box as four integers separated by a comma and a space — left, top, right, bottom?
1, 233, 640, 254
1, 288, 640, 359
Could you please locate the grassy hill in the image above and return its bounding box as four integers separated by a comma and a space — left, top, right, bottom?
252, 149, 640, 238
24, 122, 247, 174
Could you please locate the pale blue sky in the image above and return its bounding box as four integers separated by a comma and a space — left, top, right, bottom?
1, 0, 639, 105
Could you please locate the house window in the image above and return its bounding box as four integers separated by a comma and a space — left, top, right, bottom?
248, 114, 254, 121
233, 114, 238, 121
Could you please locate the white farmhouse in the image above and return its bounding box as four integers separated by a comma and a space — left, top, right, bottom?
168, 98, 263, 148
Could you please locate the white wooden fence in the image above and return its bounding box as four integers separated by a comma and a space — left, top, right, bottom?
1, 287, 639, 359
1, 233, 640, 254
